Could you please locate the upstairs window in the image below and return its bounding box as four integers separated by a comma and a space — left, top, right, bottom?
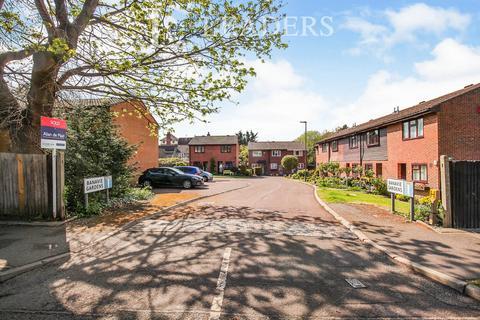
293, 150, 303, 156
412, 164, 428, 182
321, 143, 327, 153
367, 130, 380, 146
221, 145, 231, 153
349, 135, 358, 149
252, 151, 262, 157
194, 146, 205, 153
272, 150, 281, 157
331, 140, 338, 152
403, 118, 424, 140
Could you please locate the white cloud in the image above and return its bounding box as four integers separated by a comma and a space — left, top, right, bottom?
335, 39, 480, 126
343, 3, 471, 58
173, 60, 331, 140
386, 3, 470, 41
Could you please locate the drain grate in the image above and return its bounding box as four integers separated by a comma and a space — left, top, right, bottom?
345, 278, 367, 288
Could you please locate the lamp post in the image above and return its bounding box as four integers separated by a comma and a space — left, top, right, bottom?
300, 121, 307, 181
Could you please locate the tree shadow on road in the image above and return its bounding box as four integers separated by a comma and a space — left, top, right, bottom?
0, 205, 479, 319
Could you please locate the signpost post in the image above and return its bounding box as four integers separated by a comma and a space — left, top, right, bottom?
84, 176, 113, 209
387, 179, 415, 221
40, 116, 67, 219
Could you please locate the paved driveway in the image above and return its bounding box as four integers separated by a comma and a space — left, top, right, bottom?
0, 177, 479, 319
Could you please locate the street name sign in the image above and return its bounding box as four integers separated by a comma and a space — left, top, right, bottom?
84, 176, 113, 194
387, 179, 414, 197
41, 116, 67, 149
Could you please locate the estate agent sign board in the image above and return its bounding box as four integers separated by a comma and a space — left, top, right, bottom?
40, 116, 67, 149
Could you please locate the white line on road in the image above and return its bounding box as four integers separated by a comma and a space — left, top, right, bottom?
209, 247, 232, 320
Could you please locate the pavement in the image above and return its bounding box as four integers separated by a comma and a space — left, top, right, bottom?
329, 202, 480, 281
0, 177, 479, 319
0, 179, 249, 272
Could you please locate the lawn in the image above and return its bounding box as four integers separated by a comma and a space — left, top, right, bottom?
317, 187, 411, 216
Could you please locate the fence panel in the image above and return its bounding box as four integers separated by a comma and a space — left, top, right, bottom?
450, 161, 480, 229
0, 153, 50, 219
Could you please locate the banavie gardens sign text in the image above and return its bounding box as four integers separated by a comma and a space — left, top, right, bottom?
84, 176, 113, 194
387, 179, 414, 198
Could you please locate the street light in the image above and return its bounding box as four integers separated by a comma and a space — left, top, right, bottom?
300, 121, 307, 181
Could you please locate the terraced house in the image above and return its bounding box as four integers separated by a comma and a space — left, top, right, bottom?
248, 141, 307, 175
315, 84, 480, 191
189, 134, 239, 173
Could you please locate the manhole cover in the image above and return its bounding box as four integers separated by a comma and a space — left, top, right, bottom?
345, 278, 367, 288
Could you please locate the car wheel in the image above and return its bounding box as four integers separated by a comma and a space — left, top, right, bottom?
203, 176, 208, 182
183, 180, 192, 189
143, 180, 152, 187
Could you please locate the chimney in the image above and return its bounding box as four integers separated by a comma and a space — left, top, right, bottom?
207, 132, 211, 136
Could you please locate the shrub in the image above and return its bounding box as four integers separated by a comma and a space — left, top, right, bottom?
58, 104, 136, 216
158, 158, 188, 167
370, 178, 388, 196
210, 158, 216, 173
396, 194, 410, 202
281, 155, 299, 173
254, 167, 263, 176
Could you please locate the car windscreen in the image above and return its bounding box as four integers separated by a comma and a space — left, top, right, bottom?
169, 168, 185, 175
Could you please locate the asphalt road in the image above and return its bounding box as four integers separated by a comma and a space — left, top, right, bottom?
1, 177, 479, 319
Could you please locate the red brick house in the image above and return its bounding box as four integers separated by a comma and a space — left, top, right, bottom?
188, 135, 239, 173
315, 84, 480, 191
68, 98, 159, 176
248, 141, 307, 175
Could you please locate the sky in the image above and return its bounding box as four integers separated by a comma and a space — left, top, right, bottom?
170, 0, 480, 141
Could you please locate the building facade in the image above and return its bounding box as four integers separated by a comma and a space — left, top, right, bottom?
188, 135, 239, 173
248, 141, 307, 175
315, 84, 480, 191
109, 100, 159, 175
159, 132, 191, 163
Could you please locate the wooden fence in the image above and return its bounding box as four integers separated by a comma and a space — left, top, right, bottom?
0, 152, 64, 220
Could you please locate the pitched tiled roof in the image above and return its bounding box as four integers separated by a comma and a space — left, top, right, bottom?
57, 98, 159, 127
188, 135, 238, 145
56, 98, 126, 108
248, 141, 306, 150
317, 83, 480, 144
178, 137, 192, 145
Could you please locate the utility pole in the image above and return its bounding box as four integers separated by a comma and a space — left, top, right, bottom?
300, 121, 307, 181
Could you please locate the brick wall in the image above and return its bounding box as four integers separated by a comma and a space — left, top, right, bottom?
111, 101, 159, 176
315, 144, 329, 166
250, 149, 307, 175
386, 113, 440, 189
438, 88, 480, 160
189, 144, 239, 172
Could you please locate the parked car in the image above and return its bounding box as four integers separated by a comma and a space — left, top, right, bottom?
175, 166, 214, 182
200, 170, 214, 182
138, 167, 204, 189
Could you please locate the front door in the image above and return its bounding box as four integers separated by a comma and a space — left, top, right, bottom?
398, 163, 407, 180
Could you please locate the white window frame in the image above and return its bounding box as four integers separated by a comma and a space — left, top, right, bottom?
293, 150, 303, 156
272, 150, 281, 157
298, 162, 305, 169
194, 146, 205, 153
252, 151, 262, 157
270, 163, 278, 170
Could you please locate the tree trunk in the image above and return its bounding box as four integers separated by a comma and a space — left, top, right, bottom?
9, 52, 61, 154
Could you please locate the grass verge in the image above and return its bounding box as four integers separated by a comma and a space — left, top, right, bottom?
317, 187, 411, 216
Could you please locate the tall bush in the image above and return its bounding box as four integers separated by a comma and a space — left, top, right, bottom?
58, 105, 136, 215
281, 155, 299, 173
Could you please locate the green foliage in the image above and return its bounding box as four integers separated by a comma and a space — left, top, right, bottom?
209, 158, 216, 173
296, 130, 331, 165
281, 155, 299, 172
158, 158, 188, 167
57, 105, 136, 215
239, 145, 249, 167
237, 131, 258, 146
3, 0, 287, 147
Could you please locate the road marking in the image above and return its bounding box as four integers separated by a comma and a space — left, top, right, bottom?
209, 247, 231, 320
